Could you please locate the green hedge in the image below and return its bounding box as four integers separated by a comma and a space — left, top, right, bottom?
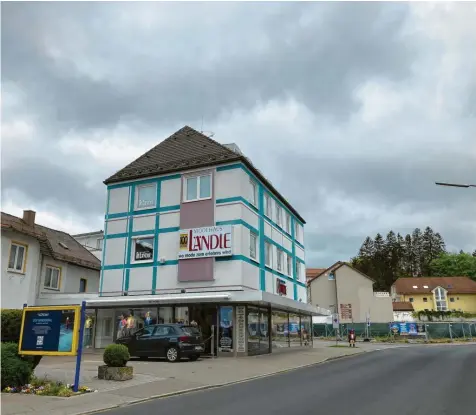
1, 343, 33, 390
1, 309, 23, 343
103, 344, 130, 367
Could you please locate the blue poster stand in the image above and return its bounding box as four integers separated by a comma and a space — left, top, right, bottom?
73, 301, 86, 392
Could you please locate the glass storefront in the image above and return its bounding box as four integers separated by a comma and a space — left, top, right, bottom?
159, 306, 173, 323
289, 313, 302, 347
174, 306, 189, 324
301, 315, 312, 347
83, 310, 96, 349
271, 310, 289, 349
247, 306, 270, 355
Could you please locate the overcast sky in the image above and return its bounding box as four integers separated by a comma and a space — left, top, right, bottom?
2, 2, 475, 267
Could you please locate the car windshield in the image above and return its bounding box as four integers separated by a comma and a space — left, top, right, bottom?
181, 326, 201, 336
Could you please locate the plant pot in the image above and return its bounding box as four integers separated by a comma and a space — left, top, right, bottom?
98, 365, 133, 381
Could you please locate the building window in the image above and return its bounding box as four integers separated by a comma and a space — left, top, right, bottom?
450, 297, 455, 303
265, 242, 272, 267
264, 194, 271, 217
250, 232, 257, 260
284, 213, 290, 234
133, 237, 154, 262
277, 249, 283, 272
328, 272, 335, 281
296, 262, 301, 280
409, 297, 414, 302
423, 297, 428, 302
44, 266, 61, 290
294, 222, 300, 241
250, 180, 258, 206
287, 254, 292, 276
79, 278, 87, 293
8, 242, 27, 273
276, 206, 282, 227
136, 184, 157, 209
184, 174, 211, 202
96, 238, 104, 250
434, 287, 447, 311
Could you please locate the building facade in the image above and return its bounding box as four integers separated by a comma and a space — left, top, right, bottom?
307, 262, 393, 323
391, 277, 476, 314
1, 210, 101, 309
73, 230, 104, 260
51, 126, 325, 355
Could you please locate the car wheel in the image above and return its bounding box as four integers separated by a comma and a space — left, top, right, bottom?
189, 355, 199, 361
166, 347, 179, 362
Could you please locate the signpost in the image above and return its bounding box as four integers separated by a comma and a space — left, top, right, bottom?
19, 302, 87, 392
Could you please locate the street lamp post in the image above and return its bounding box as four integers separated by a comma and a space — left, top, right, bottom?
435, 182, 476, 188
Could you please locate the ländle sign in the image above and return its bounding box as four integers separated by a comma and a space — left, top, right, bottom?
178, 225, 233, 259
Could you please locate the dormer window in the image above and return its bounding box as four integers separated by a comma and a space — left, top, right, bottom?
423, 285, 429, 289
412, 285, 418, 289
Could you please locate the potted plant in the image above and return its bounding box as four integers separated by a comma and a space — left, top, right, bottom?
98, 344, 133, 381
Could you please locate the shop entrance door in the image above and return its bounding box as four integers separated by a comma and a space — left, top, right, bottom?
189, 304, 218, 356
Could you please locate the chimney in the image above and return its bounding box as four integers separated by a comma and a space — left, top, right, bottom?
23, 210, 36, 226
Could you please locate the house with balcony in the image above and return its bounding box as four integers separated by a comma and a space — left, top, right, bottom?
1, 210, 101, 310
391, 277, 476, 314
42, 126, 326, 355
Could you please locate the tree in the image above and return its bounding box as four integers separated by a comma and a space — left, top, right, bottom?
430, 252, 476, 280
473, 250, 476, 258
411, 228, 424, 277
422, 227, 446, 276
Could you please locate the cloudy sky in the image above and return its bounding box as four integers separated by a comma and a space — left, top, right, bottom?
2, 1, 475, 267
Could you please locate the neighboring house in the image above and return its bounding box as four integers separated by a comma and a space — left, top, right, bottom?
307, 261, 394, 323
392, 301, 415, 322
306, 268, 326, 284
1, 210, 101, 309
391, 277, 476, 314
73, 230, 104, 260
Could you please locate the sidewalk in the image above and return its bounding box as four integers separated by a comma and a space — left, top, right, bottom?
1, 343, 376, 415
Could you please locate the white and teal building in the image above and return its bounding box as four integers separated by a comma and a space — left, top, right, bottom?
39, 126, 329, 356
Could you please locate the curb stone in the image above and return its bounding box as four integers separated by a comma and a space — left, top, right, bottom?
77, 349, 375, 415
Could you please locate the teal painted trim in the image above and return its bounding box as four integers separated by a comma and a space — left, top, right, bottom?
124, 184, 135, 292
216, 196, 259, 214
106, 204, 180, 220
217, 162, 304, 226
102, 260, 179, 271
216, 219, 259, 235
291, 216, 298, 301
107, 173, 181, 189
99, 188, 110, 296
295, 240, 305, 250
258, 185, 266, 291
296, 257, 306, 265
106, 227, 179, 239
265, 236, 292, 257
152, 181, 162, 294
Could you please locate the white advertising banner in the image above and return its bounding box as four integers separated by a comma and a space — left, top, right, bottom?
178, 225, 233, 260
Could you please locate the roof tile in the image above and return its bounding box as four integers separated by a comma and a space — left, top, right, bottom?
393, 277, 476, 294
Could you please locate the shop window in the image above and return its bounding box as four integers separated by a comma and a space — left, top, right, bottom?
184, 174, 211, 202
115, 308, 157, 340
175, 306, 189, 324
136, 183, 157, 209
250, 232, 258, 260
247, 307, 270, 355
8, 241, 27, 273
133, 237, 154, 262
44, 265, 61, 290
159, 307, 173, 324
289, 313, 302, 347
271, 311, 289, 349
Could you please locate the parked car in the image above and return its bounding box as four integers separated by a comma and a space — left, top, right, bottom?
115, 324, 204, 362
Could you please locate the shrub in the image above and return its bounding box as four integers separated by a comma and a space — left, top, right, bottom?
1, 309, 23, 343
1, 343, 33, 390
103, 344, 130, 367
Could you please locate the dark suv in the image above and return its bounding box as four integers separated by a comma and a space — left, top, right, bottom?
115, 324, 204, 362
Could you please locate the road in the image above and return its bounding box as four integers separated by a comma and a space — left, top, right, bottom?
100, 345, 476, 415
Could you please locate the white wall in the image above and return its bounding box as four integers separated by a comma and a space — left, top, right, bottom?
215, 168, 245, 199
1, 231, 40, 309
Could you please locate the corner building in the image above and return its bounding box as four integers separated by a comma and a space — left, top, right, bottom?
95, 126, 328, 355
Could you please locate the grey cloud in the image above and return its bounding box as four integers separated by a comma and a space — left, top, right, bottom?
2, 2, 415, 132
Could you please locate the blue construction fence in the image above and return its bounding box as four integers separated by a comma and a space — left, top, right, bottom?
313, 322, 476, 339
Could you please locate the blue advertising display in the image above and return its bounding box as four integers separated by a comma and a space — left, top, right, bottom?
390, 322, 426, 336
19, 306, 81, 356
218, 306, 233, 352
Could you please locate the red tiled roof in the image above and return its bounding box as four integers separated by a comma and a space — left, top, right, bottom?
1, 212, 101, 271
393, 277, 476, 295
306, 268, 326, 282
392, 302, 414, 311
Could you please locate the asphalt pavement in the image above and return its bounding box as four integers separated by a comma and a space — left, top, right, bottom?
98, 344, 476, 415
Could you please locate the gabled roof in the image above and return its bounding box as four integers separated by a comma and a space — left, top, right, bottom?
306, 268, 326, 282
1, 212, 101, 271
393, 277, 476, 295
103, 126, 305, 223
392, 301, 414, 312
307, 261, 376, 285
